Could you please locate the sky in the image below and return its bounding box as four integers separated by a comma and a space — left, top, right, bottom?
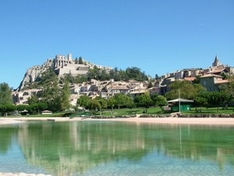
0, 0, 234, 89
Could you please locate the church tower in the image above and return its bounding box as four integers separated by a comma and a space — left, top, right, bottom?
212, 55, 221, 67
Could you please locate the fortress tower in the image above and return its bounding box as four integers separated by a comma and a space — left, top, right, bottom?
68, 53, 72, 61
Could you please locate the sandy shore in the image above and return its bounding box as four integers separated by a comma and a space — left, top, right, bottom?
1, 116, 234, 126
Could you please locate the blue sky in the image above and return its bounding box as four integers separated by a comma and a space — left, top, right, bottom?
0, 0, 233, 89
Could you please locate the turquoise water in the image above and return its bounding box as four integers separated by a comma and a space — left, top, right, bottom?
0, 121, 234, 175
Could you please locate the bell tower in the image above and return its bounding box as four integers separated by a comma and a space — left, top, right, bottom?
212, 55, 221, 67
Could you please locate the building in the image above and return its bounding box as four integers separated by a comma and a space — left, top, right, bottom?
199, 74, 228, 91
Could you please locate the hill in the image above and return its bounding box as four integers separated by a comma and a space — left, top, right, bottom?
18, 54, 112, 91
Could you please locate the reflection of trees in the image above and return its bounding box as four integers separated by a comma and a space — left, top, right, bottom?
143, 125, 234, 168
17, 122, 148, 175
16, 122, 234, 175
0, 126, 18, 154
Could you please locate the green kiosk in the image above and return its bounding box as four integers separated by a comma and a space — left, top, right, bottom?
167, 98, 194, 112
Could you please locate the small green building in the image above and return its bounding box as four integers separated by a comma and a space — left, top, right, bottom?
167, 98, 194, 112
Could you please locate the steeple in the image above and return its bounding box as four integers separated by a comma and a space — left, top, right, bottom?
212, 55, 220, 67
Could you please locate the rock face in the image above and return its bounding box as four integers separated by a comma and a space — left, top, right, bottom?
18, 60, 53, 91
17, 54, 112, 91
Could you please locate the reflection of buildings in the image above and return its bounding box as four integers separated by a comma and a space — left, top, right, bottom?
16, 122, 234, 175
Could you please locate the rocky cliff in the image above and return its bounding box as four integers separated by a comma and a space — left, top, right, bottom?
18, 59, 53, 91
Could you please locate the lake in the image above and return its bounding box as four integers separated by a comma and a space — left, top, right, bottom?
0, 121, 234, 175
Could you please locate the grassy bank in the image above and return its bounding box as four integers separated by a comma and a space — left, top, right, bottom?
4, 106, 234, 118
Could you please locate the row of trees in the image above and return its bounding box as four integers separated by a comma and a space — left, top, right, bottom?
77, 92, 168, 114
87, 66, 149, 82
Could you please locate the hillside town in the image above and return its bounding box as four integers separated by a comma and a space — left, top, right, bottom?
12, 54, 234, 107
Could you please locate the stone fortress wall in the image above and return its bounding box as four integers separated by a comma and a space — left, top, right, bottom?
52, 53, 112, 76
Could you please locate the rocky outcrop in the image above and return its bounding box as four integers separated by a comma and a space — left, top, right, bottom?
18, 60, 53, 91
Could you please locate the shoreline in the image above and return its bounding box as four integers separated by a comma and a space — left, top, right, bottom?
1, 116, 234, 126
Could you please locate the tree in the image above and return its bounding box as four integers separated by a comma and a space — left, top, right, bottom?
95, 97, 107, 115
206, 91, 226, 111
88, 99, 101, 114
74, 75, 87, 83
77, 95, 91, 109
0, 83, 13, 105
63, 73, 75, 84
0, 104, 16, 116
112, 93, 130, 109
41, 75, 61, 112
165, 80, 204, 100
60, 81, 71, 111
125, 67, 148, 81
78, 57, 84, 64
150, 93, 159, 104
134, 92, 153, 113
155, 95, 167, 108
219, 75, 234, 107
75, 57, 78, 64
125, 96, 135, 108
107, 97, 115, 114
194, 91, 208, 111
28, 95, 39, 105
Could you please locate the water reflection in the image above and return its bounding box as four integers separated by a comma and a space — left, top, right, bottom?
1, 121, 234, 175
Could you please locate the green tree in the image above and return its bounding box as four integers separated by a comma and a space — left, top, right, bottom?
194, 91, 208, 111
75, 57, 78, 64
17, 104, 30, 112
78, 57, 84, 64
150, 93, 159, 105
60, 81, 71, 111
155, 95, 167, 108
0, 104, 16, 116
199, 91, 226, 111
38, 68, 57, 86
77, 95, 91, 109
88, 99, 101, 114
112, 93, 131, 109
219, 75, 234, 107
125, 96, 135, 108
134, 92, 153, 113
95, 97, 107, 115
62, 73, 75, 84
28, 95, 39, 105
165, 80, 204, 100
107, 97, 115, 114
0, 83, 13, 105
125, 67, 148, 81
74, 75, 87, 83
41, 75, 61, 112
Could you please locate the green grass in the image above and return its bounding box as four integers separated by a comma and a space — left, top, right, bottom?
10, 106, 234, 118
184, 107, 234, 115
92, 107, 165, 117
